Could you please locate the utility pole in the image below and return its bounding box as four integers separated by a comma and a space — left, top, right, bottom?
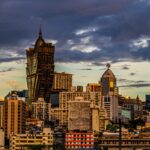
119, 118, 122, 150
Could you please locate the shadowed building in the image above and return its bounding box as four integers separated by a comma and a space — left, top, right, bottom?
26, 28, 55, 102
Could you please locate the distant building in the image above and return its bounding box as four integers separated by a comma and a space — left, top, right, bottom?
26, 118, 44, 128
26, 28, 55, 102
86, 83, 101, 92
0, 100, 4, 129
4, 92, 26, 139
77, 86, 84, 92
91, 106, 108, 132
50, 107, 60, 123
102, 95, 118, 121
31, 98, 51, 122
100, 64, 118, 121
59, 91, 101, 126
52, 72, 72, 92
68, 97, 91, 131
118, 95, 143, 120
10, 128, 53, 150
146, 95, 150, 111
65, 131, 94, 149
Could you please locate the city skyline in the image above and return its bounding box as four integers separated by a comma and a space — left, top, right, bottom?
1, 0, 150, 100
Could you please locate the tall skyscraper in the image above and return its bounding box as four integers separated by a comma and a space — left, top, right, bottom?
4, 92, 26, 139
100, 64, 118, 121
26, 27, 55, 102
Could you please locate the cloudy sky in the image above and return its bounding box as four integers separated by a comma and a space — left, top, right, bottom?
0, 0, 150, 100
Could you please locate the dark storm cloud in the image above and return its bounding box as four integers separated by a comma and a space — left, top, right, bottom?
0, 0, 150, 63
0, 57, 25, 63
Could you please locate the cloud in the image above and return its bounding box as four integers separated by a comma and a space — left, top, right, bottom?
0, 67, 15, 73
130, 36, 150, 51
130, 72, 136, 76
118, 78, 147, 84
122, 65, 130, 70
75, 27, 98, 35
79, 68, 92, 70
118, 78, 150, 88
0, 0, 150, 64
119, 83, 150, 88
0, 57, 25, 63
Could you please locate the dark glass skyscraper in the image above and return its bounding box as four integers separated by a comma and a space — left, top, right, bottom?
26, 28, 55, 102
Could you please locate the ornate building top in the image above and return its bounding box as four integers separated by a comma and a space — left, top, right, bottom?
35, 26, 45, 47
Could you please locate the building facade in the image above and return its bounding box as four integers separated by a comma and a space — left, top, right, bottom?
68, 97, 91, 131
26, 28, 55, 102
4, 93, 26, 139
0, 100, 4, 129
52, 72, 72, 92
58, 91, 101, 126
146, 95, 150, 112
10, 128, 53, 150
86, 83, 101, 92
31, 98, 51, 122
65, 131, 94, 149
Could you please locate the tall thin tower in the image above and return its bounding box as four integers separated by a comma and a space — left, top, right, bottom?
26, 27, 55, 102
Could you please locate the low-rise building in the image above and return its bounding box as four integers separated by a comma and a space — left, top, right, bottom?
65, 131, 94, 149
10, 128, 53, 150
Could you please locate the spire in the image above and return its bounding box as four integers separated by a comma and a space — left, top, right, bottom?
39, 24, 42, 38
35, 25, 45, 47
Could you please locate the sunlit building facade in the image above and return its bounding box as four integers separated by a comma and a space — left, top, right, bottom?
4, 93, 26, 139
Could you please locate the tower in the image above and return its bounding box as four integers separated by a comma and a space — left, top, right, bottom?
100, 64, 118, 121
26, 27, 55, 102
100, 63, 117, 96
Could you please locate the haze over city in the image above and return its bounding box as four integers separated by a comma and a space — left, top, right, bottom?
1, 0, 150, 100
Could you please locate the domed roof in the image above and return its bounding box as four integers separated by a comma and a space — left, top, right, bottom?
101, 63, 116, 78
101, 68, 115, 78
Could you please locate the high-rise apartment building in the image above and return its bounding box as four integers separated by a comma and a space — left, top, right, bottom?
52, 72, 72, 92
58, 91, 101, 126
68, 97, 91, 131
26, 28, 55, 102
4, 93, 26, 139
31, 98, 51, 121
